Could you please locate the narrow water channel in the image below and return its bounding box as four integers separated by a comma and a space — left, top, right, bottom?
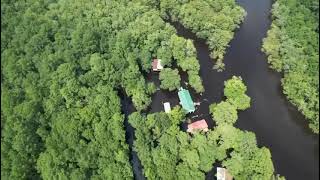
123, 0, 319, 179
120, 90, 146, 180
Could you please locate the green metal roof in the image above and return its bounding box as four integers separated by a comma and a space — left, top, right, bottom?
178, 87, 195, 113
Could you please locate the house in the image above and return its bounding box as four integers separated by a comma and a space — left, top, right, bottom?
152, 59, 163, 71
163, 102, 171, 113
187, 119, 208, 133
217, 167, 233, 180
178, 87, 195, 113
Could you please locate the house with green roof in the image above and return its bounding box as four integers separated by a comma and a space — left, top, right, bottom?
178, 87, 195, 113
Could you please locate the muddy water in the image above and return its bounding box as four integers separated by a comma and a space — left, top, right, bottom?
124, 0, 319, 179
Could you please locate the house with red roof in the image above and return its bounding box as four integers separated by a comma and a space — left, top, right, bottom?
152, 59, 163, 71
187, 119, 208, 133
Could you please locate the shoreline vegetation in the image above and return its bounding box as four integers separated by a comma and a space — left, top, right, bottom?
262, 0, 319, 133
159, 0, 246, 71
2, 0, 315, 179
129, 76, 285, 179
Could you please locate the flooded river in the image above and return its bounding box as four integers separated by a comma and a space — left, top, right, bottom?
123, 0, 319, 179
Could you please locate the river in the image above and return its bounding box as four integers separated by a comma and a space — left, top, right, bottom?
124, 0, 319, 179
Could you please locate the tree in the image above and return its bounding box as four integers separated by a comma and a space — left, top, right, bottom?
214, 124, 275, 180
156, 45, 173, 67
168, 106, 186, 125
159, 68, 181, 91
169, 34, 203, 93
223, 76, 251, 110
223, 147, 275, 180
176, 163, 205, 180
210, 101, 238, 125
188, 71, 204, 93
228, 94, 251, 110
224, 76, 247, 99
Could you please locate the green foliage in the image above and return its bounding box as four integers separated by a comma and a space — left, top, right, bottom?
129, 107, 223, 179
210, 101, 238, 125
224, 76, 251, 110
228, 94, 251, 110
176, 163, 205, 180
159, 68, 181, 91
207, 77, 279, 179
1, 0, 284, 179
213, 60, 226, 72
188, 71, 205, 93
223, 147, 275, 180
214, 124, 275, 180
169, 34, 204, 93
36, 87, 133, 180
130, 77, 281, 179
130, 108, 280, 180
168, 106, 186, 125
209, 76, 250, 125
1, 0, 208, 177
262, 0, 319, 133
261, 24, 283, 71
160, 0, 246, 70
224, 76, 247, 98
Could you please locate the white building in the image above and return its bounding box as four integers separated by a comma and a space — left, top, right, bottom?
163, 102, 171, 113
217, 167, 233, 180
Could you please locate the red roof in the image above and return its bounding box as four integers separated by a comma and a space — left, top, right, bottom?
187, 119, 208, 132
152, 59, 158, 70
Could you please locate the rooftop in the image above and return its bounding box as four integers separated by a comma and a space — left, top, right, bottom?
178, 87, 195, 113
187, 119, 208, 133
217, 167, 233, 180
163, 102, 171, 113
152, 59, 163, 71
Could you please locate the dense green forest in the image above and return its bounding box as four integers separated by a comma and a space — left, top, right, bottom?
1, 0, 204, 178
129, 77, 284, 179
262, 0, 319, 133
1, 0, 285, 179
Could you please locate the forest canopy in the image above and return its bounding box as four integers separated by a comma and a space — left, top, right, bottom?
1, 0, 285, 179
1, 0, 205, 178
262, 0, 319, 133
